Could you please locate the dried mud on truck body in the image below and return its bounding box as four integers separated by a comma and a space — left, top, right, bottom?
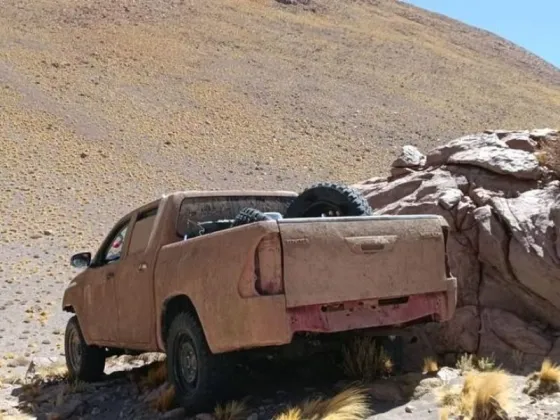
61, 183, 457, 414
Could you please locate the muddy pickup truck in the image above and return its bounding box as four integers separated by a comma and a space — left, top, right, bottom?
62, 183, 456, 412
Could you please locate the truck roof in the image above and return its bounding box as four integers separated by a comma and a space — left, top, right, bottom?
163, 190, 299, 199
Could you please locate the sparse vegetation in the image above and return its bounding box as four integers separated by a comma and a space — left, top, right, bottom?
152, 385, 176, 413
456, 354, 497, 374
523, 358, 560, 397
341, 336, 393, 381
138, 361, 168, 391
274, 387, 372, 420
213, 399, 251, 420
422, 357, 439, 375
436, 370, 511, 420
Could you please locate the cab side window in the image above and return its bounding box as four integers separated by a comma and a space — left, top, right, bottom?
104, 225, 129, 263
127, 208, 158, 255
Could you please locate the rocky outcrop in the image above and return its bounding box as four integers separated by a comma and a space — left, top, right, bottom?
353, 128, 560, 373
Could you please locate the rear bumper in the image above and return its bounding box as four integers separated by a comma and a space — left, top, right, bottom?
287, 277, 458, 334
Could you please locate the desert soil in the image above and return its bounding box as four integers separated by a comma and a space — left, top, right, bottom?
1, 0, 559, 418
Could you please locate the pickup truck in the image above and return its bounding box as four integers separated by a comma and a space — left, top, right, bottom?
62, 183, 457, 413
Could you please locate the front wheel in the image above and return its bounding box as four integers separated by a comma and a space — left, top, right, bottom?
166, 312, 230, 414
64, 315, 106, 382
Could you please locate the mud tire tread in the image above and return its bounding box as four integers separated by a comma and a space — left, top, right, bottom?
166, 311, 231, 414
284, 182, 374, 218
231, 207, 272, 227
64, 315, 106, 382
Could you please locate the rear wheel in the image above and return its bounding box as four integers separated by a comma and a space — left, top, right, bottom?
284, 182, 374, 218
166, 311, 230, 414
64, 316, 106, 382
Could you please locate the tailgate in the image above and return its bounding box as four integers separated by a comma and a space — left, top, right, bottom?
277, 215, 449, 308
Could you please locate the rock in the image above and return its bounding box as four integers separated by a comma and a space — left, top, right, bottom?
436, 367, 460, 383
530, 128, 558, 139
425, 133, 506, 166
474, 205, 511, 278
392, 145, 426, 168
390, 166, 416, 178
503, 133, 537, 152
448, 147, 541, 180
438, 188, 463, 210
57, 398, 83, 419
162, 408, 186, 419
405, 405, 413, 413
479, 308, 552, 371
353, 128, 560, 365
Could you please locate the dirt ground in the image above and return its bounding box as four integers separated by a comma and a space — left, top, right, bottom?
1, 0, 559, 418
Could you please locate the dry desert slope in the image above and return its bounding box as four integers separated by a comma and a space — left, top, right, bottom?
0, 0, 559, 411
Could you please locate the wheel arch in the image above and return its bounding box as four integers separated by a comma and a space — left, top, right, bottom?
160, 294, 206, 351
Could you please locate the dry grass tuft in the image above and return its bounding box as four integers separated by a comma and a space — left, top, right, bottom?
436, 370, 510, 420
435, 384, 462, 409
138, 361, 168, 391
341, 336, 393, 381
422, 357, 439, 375
151, 385, 176, 413
213, 399, 251, 420
471, 371, 511, 420
274, 387, 372, 420
456, 353, 497, 374
523, 358, 560, 397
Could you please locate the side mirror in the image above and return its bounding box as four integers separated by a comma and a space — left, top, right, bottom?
70, 252, 91, 269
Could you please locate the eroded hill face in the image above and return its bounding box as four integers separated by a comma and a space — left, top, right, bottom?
0, 0, 559, 367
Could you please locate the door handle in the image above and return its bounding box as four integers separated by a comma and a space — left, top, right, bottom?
138, 263, 148, 272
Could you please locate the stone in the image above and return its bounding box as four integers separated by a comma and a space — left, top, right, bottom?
530, 128, 558, 139
392, 145, 426, 168
425, 133, 506, 166
438, 188, 463, 210
503, 133, 537, 152
352, 129, 560, 366
473, 205, 511, 278
448, 146, 541, 180
162, 408, 186, 419
436, 367, 460, 383
479, 308, 552, 371
57, 398, 83, 419
390, 166, 416, 178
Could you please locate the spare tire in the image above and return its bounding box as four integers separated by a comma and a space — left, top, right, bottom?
231, 207, 272, 227
284, 182, 374, 218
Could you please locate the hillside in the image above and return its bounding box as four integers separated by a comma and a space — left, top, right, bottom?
0, 0, 559, 404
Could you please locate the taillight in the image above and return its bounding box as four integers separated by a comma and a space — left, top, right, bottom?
254, 233, 284, 295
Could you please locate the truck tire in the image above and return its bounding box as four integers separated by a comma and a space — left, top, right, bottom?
166, 311, 230, 413
284, 182, 374, 218
64, 315, 106, 382
231, 207, 272, 227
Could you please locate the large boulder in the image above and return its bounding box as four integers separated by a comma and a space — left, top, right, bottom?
353, 129, 560, 372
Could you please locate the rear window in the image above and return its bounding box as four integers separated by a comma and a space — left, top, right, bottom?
176, 195, 294, 237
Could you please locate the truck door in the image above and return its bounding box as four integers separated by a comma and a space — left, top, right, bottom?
114, 206, 158, 348
82, 220, 130, 343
